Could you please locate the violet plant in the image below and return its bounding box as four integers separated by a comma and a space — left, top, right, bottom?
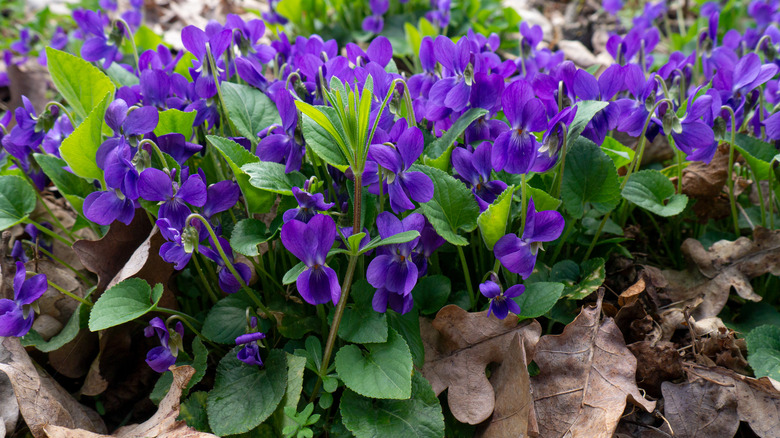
1, 0, 780, 436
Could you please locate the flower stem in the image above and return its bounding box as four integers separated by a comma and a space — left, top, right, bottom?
44, 102, 76, 128
22, 240, 93, 287
138, 139, 169, 171
156, 308, 202, 329
457, 245, 475, 308
186, 214, 272, 317
25, 219, 73, 246
721, 105, 740, 235
114, 18, 140, 72
311, 254, 358, 401
42, 276, 92, 306
191, 254, 219, 304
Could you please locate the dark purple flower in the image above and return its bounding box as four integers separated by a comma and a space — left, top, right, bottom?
362, 0, 389, 33
668, 94, 716, 156
236, 317, 266, 366
429, 36, 472, 112
494, 197, 564, 279
139, 168, 207, 230
153, 133, 202, 165
411, 218, 444, 277
103, 99, 160, 139
491, 80, 547, 174
200, 235, 252, 294
479, 276, 523, 319
452, 142, 508, 211
144, 317, 184, 373
346, 37, 393, 68
157, 218, 194, 270
367, 212, 424, 308
83, 189, 136, 226
73, 9, 122, 68
369, 126, 433, 213
202, 180, 240, 219
181, 25, 232, 99
283, 185, 335, 223
0, 262, 47, 337
533, 106, 577, 173
464, 73, 507, 144
281, 215, 340, 305
257, 91, 304, 172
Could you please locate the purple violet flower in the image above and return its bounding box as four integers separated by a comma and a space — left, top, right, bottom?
452, 142, 508, 211
257, 91, 304, 172
494, 197, 565, 279
280, 215, 341, 305
363, 0, 389, 33
429, 36, 473, 112
283, 184, 335, 223
369, 126, 433, 213
236, 317, 266, 366
480, 275, 523, 319
367, 212, 424, 314
144, 317, 184, 373
139, 168, 207, 230
200, 235, 252, 294
491, 80, 547, 174
0, 262, 47, 337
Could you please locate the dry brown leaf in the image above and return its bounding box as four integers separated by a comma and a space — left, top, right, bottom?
649, 227, 780, 340
475, 334, 534, 438
618, 277, 646, 307
627, 341, 684, 397
530, 291, 656, 438
0, 337, 107, 437
0, 369, 19, 437
682, 364, 780, 438
45, 365, 217, 438
661, 378, 739, 438
558, 40, 599, 68
72, 212, 153, 294
420, 305, 541, 425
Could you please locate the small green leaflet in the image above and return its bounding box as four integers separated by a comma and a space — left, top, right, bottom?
0, 175, 36, 231
88, 279, 164, 331
622, 170, 688, 217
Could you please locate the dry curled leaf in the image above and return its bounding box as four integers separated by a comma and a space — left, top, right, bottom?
72, 211, 153, 295
677, 364, 780, 438
45, 365, 217, 438
627, 341, 684, 398
530, 291, 656, 438
475, 334, 535, 438
0, 337, 107, 437
661, 378, 739, 438
618, 277, 646, 307
650, 227, 780, 340
421, 305, 541, 425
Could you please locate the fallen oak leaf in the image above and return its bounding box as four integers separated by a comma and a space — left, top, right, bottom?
72, 211, 153, 295
661, 376, 739, 438
475, 333, 534, 438
420, 304, 541, 425
44, 365, 217, 438
0, 337, 107, 437
681, 363, 780, 438
530, 290, 656, 438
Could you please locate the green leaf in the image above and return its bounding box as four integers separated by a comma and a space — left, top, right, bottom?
746, 325, 780, 381
335, 328, 413, 399
550, 258, 606, 299
526, 186, 561, 213
180, 392, 210, 432
46, 47, 115, 121
274, 353, 308, 434
202, 292, 255, 344
207, 135, 275, 214
561, 136, 621, 219
340, 373, 445, 438
59, 93, 111, 185
300, 109, 350, 171
622, 169, 688, 217
231, 218, 276, 257
513, 282, 564, 320
221, 82, 281, 145
34, 154, 94, 216
0, 175, 36, 231
566, 101, 609, 144
477, 185, 514, 250
282, 262, 306, 285
133, 24, 165, 51
362, 230, 421, 253
601, 136, 635, 169
243, 161, 307, 196
414, 165, 480, 246
105, 63, 139, 87
21, 301, 89, 352
387, 308, 425, 368
411, 275, 451, 315
405, 22, 422, 58
207, 349, 287, 436
423, 107, 488, 161
88, 279, 163, 331
338, 280, 388, 344
734, 133, 777, 180
155, 109, 196, 139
